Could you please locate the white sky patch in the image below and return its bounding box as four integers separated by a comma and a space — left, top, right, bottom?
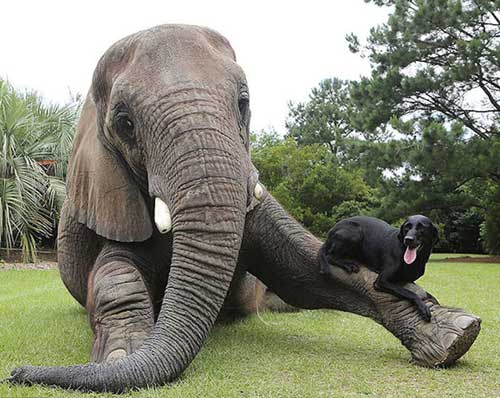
0, 0, 390, 133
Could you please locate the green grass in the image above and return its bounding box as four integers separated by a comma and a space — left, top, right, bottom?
1, 257, 499, 398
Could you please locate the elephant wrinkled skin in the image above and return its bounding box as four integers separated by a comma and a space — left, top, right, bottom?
6, 25, 480, 393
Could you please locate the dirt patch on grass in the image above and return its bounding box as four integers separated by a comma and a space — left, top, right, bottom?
434, 256, 500, 263
0, 262, 57, 271
0, 248, 57, 270
0, 248, 57, 263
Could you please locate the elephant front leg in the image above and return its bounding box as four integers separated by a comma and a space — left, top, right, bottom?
244, 193, 481, 367
87, 260, 154, 362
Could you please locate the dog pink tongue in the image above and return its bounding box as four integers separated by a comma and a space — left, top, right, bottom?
404, 247, 417, 264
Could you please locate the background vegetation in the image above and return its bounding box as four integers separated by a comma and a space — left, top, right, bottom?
0, 0, 498, 259
0, 79, 79, 261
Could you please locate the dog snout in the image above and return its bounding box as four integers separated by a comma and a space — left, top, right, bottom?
404, 236, 416, 246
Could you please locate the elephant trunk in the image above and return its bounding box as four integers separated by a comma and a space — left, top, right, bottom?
10, 129, 249, 392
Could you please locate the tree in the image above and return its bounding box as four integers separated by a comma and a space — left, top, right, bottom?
287, 78, 360, 158
345, 0, 500, 252
348, 0, 499, 140
479, 178, 500, 253
0, 79, 79, 261
281, 0, 500, 252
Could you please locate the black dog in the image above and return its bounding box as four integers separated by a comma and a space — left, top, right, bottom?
319, 215, 438, 321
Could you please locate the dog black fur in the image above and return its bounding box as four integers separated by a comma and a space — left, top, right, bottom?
319, 215, 438, 321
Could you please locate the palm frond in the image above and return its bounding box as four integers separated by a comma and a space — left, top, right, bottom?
0, 78, 79, 261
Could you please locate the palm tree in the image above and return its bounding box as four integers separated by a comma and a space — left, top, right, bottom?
0, 79, 79, 262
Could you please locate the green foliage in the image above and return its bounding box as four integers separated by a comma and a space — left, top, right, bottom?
281, 75, 490, 251
347, 0, 500, 252
0, 79, 79, 261
441, 209, 484, 253
279, 0, 499, 252
349, 0, 499, 139
373, 122, 484, 218
284, 0, 498, 252
480, 181, 500, 253
252, 133, 378, 237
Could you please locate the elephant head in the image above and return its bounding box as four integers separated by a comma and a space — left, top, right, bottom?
10, 24, 260, 392
68, 25, 257, 243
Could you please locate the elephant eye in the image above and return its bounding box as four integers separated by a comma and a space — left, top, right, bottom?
114, 110, 134, 140
238, 91, 250, 124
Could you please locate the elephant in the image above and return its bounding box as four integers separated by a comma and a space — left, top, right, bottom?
7, 24, 480, 393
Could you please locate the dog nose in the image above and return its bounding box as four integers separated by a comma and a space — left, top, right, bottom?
404, 236, 415, 245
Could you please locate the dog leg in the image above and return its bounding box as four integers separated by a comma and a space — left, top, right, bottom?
374, 274, 432, 321
319, 245, 360, 274
330, 257, 360, 273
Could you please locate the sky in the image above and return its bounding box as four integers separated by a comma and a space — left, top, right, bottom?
0, 0, 390, 134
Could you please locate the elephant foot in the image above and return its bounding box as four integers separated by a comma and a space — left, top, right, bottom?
260, 289, 300, 313
87, 261, 154, 362
374, 281, 481, 367
219, 273, 267, 322
220, 273, 299, 321
406, 303, 481, 367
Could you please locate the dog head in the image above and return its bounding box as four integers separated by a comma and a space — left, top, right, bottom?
398, 215, 438, 264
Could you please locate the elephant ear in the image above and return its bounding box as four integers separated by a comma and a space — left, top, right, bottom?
66, 94, 153, 242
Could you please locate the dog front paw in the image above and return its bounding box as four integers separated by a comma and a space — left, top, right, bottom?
419, 304, 432, 322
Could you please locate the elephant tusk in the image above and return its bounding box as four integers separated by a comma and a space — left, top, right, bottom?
154, 197, 172, 234
254, 182, 263, 200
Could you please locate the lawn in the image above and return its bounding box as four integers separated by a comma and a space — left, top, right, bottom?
0, 256, 499, 397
